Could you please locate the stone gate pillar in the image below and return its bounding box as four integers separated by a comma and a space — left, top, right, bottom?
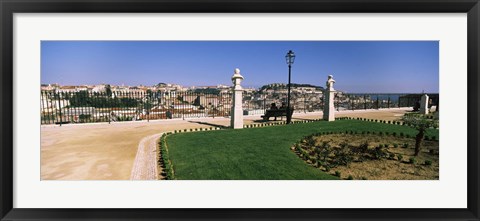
323, 75, 336, 121
231, 68, 244, 129
419, 93, 429, 115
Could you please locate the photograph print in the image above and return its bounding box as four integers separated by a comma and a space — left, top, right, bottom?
40, 41, 439, 180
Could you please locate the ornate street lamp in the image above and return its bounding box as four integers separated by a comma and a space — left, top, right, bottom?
285, 50, 295, 124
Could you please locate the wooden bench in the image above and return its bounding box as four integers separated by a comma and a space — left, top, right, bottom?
261, 108, 294, 121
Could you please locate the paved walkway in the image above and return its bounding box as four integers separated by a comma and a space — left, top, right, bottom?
41, 108, 412, 180
130, 133, 163, 180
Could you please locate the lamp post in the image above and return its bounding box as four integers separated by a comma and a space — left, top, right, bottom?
285, 50, 295, 124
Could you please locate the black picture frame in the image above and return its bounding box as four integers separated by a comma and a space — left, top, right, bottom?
1, 0, 479, 220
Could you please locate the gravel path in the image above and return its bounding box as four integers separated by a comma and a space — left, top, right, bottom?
130, 133, 163, 180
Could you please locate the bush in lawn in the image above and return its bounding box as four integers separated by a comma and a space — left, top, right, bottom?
425, 160, 432, 166
335, 171, 341, 177
409, 157, 416, 164
392, 132, 397, 137
389, 153, 396, 159
372, 146, 387, 159
324, 166, 331, 172
359, 141, 370, 153
399, 132, 404, 137
393, 143, 399, 148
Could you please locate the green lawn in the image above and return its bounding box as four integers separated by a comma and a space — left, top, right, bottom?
165, 120, 438, 180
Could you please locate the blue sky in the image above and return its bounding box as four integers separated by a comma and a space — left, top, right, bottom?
41, 41, 439, 93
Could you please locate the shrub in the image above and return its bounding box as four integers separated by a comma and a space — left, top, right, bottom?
384, 144, 389, 148
324, 166, 330, 172
335, 171, 341, 177
409, 157, 416, 164
372, 146, 387, 159
393, 143, 399, 148
425, 160, 432, 166
359, 141, 369, 152
389, 153, 396, 159
402, 143, 409, 149
361, 176, 368, 180
378, 144, 384, 148
116, 115, 133, 122
397, 154, 403, 161
392, 132, 397, 137
347, 175, 354, 180
399, 132, 404, 137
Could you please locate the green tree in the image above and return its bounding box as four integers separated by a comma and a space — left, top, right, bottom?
70, 91, 90, 107
105, 84, 112, 97
402, 114, 438, 156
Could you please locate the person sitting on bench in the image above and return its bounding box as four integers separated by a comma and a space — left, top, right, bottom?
279, 102, 286, 120
270, 103, 278, 110
270, 103, 278, 120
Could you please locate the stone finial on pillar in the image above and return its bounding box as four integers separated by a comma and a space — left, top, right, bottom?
419, 93, 429, 115
323, 75, 336, 121
231, 68, 244, 129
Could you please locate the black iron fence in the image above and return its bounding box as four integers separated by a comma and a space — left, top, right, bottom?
41, 90, 232, 125
41, 90, 438, 125
334, 93, 439, 111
